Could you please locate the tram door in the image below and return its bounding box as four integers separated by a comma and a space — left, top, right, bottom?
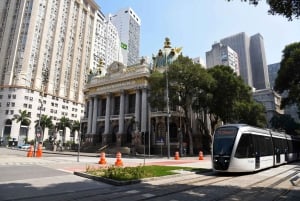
255, 152, 260, 169
253, 135, 260, 169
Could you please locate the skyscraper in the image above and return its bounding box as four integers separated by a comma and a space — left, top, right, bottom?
220, 32, 253, 87
0, 0, 98, 145
91, 11, 123, 75
268, 62, 280, 89
206, 42, 239, 75
110, 8, 141, 66
250, 33, 270, 89
220, 32, 270, 90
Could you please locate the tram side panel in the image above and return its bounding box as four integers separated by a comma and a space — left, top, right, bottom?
231, 133, 274, 172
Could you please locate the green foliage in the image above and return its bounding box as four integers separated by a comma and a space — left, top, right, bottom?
148, 70, 165, 110
12, 110, 31, 126
227, 0, 300, 20
85, 165, 199, 181
270, 114, 300, 135
35, 115, 54, 131
274, 42, 300, 111
235, 101, 267, 127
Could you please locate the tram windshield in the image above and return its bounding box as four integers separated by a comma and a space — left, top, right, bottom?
213, 127, 238, 156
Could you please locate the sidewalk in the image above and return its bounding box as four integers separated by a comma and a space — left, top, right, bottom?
42, 149, 212, 170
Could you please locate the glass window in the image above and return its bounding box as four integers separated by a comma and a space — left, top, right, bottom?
235, 134, 254, 158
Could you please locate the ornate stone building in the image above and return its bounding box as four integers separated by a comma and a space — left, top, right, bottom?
83, 38, 187, 155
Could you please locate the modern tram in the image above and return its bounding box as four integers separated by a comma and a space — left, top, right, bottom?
212, 124, 300, 172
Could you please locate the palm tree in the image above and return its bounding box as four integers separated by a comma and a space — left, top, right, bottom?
12, 110, 31, 143
35, 115, 54, 142
71, 120, 80, 143
57, 116, 71, 144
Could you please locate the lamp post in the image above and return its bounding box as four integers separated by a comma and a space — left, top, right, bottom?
165, 52, 170, 159
77, 118, 82, 162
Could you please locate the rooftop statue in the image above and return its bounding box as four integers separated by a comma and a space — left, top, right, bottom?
152, 37, 182, 68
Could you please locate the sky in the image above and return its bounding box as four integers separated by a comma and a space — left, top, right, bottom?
96, 0, 299, 65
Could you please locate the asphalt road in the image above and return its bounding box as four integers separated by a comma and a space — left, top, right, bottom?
1, 147, 300, 201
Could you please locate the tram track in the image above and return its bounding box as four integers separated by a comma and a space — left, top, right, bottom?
213, 166, 299, 201
6, 165, 299, 201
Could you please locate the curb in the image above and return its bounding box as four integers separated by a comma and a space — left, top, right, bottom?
74, 171, 141, 186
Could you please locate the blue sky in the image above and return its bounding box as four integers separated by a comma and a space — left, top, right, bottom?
96, 0, 299, 65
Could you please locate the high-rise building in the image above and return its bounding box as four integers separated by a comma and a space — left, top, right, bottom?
220, 32, 270, 90
110, 8, 141, 66
250, 33, 270, 89
268, 62, 280, 89
192, 57, 206, 68
206, 43, 239, 74
220, 32, 253, 87
91, 11, 123, 75
0, 0, 99, 146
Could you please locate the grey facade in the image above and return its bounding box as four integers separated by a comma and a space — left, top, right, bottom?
221, 32, 253, 87
250, 34, 270, 89
206, 43, 239, 74
268, 62, 280, 89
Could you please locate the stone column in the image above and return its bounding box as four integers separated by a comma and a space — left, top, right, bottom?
117, 91, 125, 146
118, 91, 125, 134
91, 96, 98, 134
141, 88, 148, 132
87, 98, 93, 134
104, 93, 111, 135
135, 89, 141, 130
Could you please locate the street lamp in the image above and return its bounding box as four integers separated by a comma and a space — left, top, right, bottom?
165, 52, 170, 159
77, 117, 82, 162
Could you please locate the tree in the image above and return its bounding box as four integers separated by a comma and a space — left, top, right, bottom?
57, 116, 72, 144
12, 110, 31, 142
71, 120, 81, 143
270, 114, 300, 135
207, 65, 267, 130
35, 115, 54, 142
274, 42, 300, 113
149, 55, 214, 155
227, 0, 300, 20
235, 101, 267, 127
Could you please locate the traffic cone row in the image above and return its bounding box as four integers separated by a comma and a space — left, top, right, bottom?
27, 145, 34, 157
199, 151, 204, 160
115, 152, 123, 167
174, 151, 180, 160
98, 152, 107, 165
36, 144, 43, 157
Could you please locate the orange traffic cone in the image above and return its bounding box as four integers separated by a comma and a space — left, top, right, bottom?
115, 152, 123, 167
27, 145, 33, 157
199, 151, 204, 160
98, 152, 107, 165
174, 151, 180, 160
36, 144, 42, 157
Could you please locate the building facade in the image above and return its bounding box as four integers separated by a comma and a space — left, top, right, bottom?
253, 88, 283, 127
268, 62, 299, 122
0, 0, 98, 145
90, 11, 123, 75
268, 62, 280, 89
250, 33, 270, 89
83, 39, 191, 155
220, 32, 253, 87
220, 32, 270, 90
206, 42, 239, 74
110, 8, 141, 66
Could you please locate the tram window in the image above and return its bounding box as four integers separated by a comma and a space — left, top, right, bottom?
287, 140, 293, 153
252, 135, 273, 156
235, 134, 254, 158
260, 136, 273, 156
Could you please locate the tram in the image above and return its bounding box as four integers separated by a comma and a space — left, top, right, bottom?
212, 124, 300, 172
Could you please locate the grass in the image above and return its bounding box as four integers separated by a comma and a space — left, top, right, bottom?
85, 165, 202, 181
